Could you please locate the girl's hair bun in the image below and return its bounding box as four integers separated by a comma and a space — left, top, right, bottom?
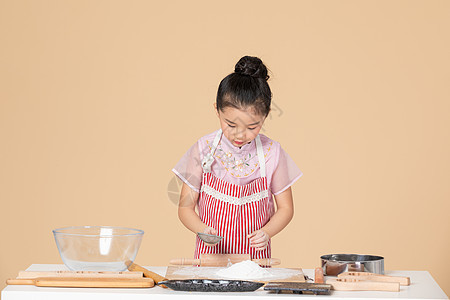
216, 55, 272, 117
234, 56, 269, 80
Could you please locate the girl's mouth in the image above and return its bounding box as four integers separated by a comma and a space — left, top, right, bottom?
234, 140, 244, 146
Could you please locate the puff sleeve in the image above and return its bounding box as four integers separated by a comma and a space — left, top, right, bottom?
172, 141, 203, 193
270, 147, 302, 195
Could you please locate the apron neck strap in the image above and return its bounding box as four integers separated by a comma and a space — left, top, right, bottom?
201, 129, 266, 178
211, 129, 223, 152
255, 135, 266, 178
201, 129, 223, 173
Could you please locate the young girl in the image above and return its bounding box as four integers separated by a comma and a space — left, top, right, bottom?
172, 56, 302, 260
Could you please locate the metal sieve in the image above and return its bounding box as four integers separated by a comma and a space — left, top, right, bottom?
197, 232, 223, 245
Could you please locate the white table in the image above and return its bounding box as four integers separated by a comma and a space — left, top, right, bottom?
2, 264, 448, 299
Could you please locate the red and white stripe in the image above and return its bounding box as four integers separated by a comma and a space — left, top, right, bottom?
195, 172, 274, 259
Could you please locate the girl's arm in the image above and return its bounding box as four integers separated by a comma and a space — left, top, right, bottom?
248, 187, 294, 250
178, 182, 212, 234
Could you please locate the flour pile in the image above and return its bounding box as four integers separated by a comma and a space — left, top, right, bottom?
216, 260, 274, 280
171, 260, 303, 281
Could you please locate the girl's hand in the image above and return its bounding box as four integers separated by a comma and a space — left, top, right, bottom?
247, 230, 270, 251
202, 227, 218, 247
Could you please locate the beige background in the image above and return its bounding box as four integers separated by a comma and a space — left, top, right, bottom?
1, 0, 449, 296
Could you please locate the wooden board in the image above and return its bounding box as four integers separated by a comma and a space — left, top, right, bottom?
17, 270, 144, 279
165, 266, 305, 283
7, 277, 154, 288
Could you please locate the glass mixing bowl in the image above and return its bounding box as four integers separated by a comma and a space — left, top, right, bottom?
53, 226, 144, 271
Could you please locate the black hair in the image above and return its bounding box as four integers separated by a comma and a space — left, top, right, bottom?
216, 56, 272, 117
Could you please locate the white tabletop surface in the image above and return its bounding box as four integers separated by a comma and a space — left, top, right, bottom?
1, 264, 448, 299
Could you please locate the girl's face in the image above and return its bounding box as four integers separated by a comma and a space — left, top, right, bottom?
216, 105, 266, 148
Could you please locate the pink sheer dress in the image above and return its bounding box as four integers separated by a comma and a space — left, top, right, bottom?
172, 129, 302, 207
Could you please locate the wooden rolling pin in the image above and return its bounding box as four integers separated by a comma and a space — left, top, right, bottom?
170, 254, 281, 267
17, 270, 144, 279
327, 278, 400, 292
315, 267, 325, 283
338, 272, 410, 286
6, 277, 154, 288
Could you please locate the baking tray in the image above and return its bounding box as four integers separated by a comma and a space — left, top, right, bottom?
158, 279, 264, 292
264, 282, 331, 295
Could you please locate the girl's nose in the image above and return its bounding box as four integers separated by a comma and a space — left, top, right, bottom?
235, 128, 245, 139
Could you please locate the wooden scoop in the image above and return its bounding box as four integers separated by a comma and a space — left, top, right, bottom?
338, 271, 410, 286
169, 253, 281, 267
327, 278, 400, 292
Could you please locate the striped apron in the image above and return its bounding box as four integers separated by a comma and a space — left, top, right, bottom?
195, 129, 274, 259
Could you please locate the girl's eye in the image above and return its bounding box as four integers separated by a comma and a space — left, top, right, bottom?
227, 124, 236, 128
248, 127, 257, 130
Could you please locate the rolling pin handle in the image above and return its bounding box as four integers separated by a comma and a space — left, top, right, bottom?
6, 278, 36, 285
